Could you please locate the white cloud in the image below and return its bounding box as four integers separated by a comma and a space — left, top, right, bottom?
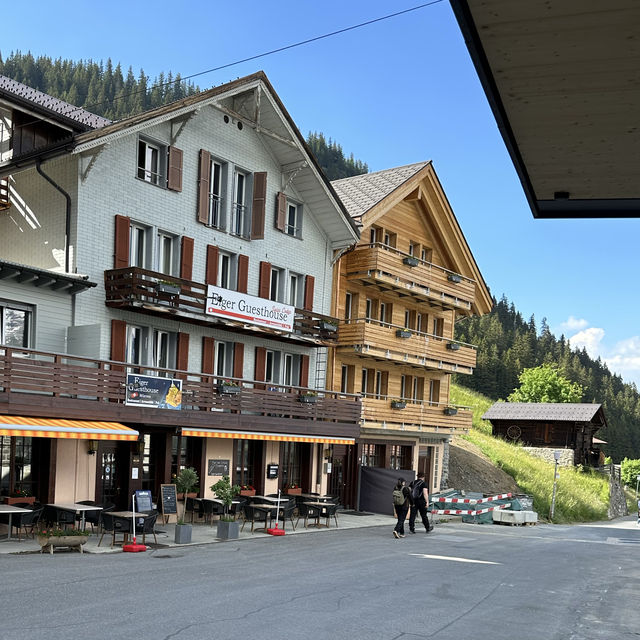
558, 316, 589, 333
569, 327, 605, 358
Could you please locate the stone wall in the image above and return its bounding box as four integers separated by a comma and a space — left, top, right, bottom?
522, 447, 574, 466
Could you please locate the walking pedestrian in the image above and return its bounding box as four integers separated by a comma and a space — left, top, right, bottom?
409, 471, 433, 534
392, 478, 411, 538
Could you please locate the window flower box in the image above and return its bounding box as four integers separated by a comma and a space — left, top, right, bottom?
396, 329, 412, 339
443, 407, 458, 416
218, 381, 241, 395
298, 393, 318, 404
239, 488, 256, 497
319, 320, 338, 332
155, 282, 180, 296
402, 256, 420, 267
285, 486, 301, 495
4, 495, 36, 506
391, 400, 407, 410
447, 342, 461, 350
447, 274, 462, 283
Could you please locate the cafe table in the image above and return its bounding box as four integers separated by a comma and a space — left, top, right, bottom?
0, 504, 32, 541
46, 502, 102, 530
248, 502, 281, 529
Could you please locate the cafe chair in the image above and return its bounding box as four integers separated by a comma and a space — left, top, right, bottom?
186, 497, 203, 524
241, 504, 271, 533
139, 511, 158, 545
321, 502, 339, 528
201, 499, 223, 525
278, 499, 297, 531
86, 503, 114, 534
230, 497, 247, 521
0, 506, 44, 541
296, 503, 322, 528
99, 513, 132, 548
43, 506, 77, 529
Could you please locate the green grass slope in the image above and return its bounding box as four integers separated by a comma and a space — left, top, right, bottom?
450, 383, 610, 523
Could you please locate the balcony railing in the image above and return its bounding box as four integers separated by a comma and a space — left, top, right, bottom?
337, 318, 476, 374
104, 267, 340, 344
0, 346, 361, 428
345, 243, 476, 313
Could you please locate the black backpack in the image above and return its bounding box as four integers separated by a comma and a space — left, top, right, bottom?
411, 480, 424, 502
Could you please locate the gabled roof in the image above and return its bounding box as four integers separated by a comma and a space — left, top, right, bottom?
332, 161, 493, 315
483, 403, 607, 425
0, 74, 111, 130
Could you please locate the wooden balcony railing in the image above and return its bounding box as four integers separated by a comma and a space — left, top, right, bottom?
345, 243, 476, 313
0, 346, 361, 429
337, 319, 476, 374
362, 396, 472, 432
104, 267, 340, 345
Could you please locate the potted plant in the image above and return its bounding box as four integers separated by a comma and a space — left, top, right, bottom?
447, 342, 461, 350
175, 467, 199, 544
37, 527, 90, 555
443, 407, 458, 416
391, 400, 407, 409
447, 273, 462, 283
396, 329, 412, 339
285, 483, 301, 496
211, 475, 241, 540
155, 279, 181, 296
319, 319, 338, 332
4, 488, 35, 505
217, 379, 241, 395
402, 255, 420, 267
239, 484, 256, 497
298, 391, 318, 404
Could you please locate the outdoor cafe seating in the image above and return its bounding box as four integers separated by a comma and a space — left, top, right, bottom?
0, 505, 43, 540
241, 504, 272, 533
43, 505, 77, 529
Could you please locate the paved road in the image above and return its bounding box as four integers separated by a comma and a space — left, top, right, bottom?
2, 518, 639, 639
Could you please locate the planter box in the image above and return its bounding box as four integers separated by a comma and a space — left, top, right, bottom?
4, 496, 36, 506
286, 488, 302, 495
391, 401, 407, 409
446, 342, 461, 350
177, 492, 198, 501
38, 535, 88, 555
218, 384, 241, 395
396, 329, 412, 339
319, 321, 338, 332
402, 256, 420, 267
217, 519, 240, 540
443, 407, 458, 416
174, 524, 193, 544
239, 489, 256, 497
155, 283, 180, 295
298, 395, 318, 404
447, 274, 462, 283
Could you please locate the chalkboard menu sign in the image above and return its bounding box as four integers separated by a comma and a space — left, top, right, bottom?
134, 490, 153, 513
208, 459, 230, 476
160, 484, 177, 521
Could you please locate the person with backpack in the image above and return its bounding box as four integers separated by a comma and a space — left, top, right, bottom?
408, 471, 433, 534
392, 478, 411, 538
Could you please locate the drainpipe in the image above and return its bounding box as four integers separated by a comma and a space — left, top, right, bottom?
36, 160, 72, 273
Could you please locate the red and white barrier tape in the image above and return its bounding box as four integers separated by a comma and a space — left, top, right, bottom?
431, 492, 512, 505
431, 503, 511, 516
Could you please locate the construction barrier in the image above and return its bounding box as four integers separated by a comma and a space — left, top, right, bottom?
431, 492, 512, 504
431, 503, 511, 516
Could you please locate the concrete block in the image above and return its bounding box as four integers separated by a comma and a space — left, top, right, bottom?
522, 510, 538, 523
499, 510, 525, 524
492, 510, 503, 523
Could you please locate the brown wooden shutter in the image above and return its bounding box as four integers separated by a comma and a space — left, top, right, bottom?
259, 261, 271, 299
114, 215, 130, 269
251, 171, 267, 239
167, 146, 183, 191
202, 337, 216, 374
237, 254, 249, 293
197, 149, 211, 224
303, 275, 315, 311
181, 236, 194, 280
205, 245, 219, 285
110, 319, 126, 371
233, 342, 244, 379
177, 332, 190, 372
275, 192, 286, 231
300, 354, 310, 388
254, 346, 267, 390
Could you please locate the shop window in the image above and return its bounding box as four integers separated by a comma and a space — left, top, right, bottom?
361, 443, 382, 467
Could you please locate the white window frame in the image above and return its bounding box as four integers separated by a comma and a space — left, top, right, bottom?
285, 201, 302, 238
152, 329, 176, 374
361, 368, 369, 395
126, 325, 145, 371
137, 138, 165, 186
208, 159, 225, 229
231, 169, 251, 239
156, 231, 177, 276
215, 341, 234, 378
283, 353, 301, 387
0, 301, 32, 348
270, 267, 285, 302
218, 251, 236, 290
129, 223, 149, 268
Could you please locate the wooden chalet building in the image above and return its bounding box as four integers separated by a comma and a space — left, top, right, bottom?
329, 162, 492, 507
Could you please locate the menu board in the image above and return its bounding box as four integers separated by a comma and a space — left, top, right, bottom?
134, 490, 153, 513
160, 484, 177, 521
208, 459, 230, 476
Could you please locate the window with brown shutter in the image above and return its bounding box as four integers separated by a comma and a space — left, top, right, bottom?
303, 275, 315, 311
300, 354, 310, 388
167, 146, 183, 191
254, 346, 266, 390
197, 149, 211, 224
237, 254, 249, 293
177, 332, 190, 373
251, 171, 267, 240
202, 337, 216, 374
275, 192, 286, 231
206, 245, 219, 285
233, 342, 244, 379
181, 236, 194, 280
110, 319, 127, 371
114, 215, 131, 269
258, 261, 271, 299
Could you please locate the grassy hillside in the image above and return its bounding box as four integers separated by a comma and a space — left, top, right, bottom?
450, 383, 610, 523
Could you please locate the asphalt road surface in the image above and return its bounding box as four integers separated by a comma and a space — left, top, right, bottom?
1, 518, 639, 640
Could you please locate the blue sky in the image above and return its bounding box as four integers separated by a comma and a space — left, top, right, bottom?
4, 1, 640, 385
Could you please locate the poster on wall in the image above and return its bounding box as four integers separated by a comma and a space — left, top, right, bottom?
206, 285, 295, 333
125, 374, 182, 410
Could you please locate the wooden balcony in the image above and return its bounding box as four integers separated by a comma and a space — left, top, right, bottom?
345, 244, 476, 314
337, 319, 476, 374
0, 346, 361, 438
104, 267, 339, 346
362, 396, 472, 433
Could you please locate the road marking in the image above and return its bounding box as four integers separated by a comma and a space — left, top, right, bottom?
409, 553, 501, 565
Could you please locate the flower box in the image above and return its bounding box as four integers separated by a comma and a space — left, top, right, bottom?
447, 342, 461, 350
319, 320, 338, 332
298, 394, 318, 404
217, 519, 240, 540
443, 407, 458, 416
155, 283, 180, 296
396, 329, 412, 339
447, 274, 462, 283
177, 492, 198, 501
239, 489, 256, 497
4, 496, 35, 506
286, 488, 302, 495
391, 401, 407, 410
402, 256, 420, 267
38, 534, 89, 555
218, 384, 241, 395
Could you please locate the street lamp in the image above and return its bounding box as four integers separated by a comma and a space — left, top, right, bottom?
550, 450, 562, 521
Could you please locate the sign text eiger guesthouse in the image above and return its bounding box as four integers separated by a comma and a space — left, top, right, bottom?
206, 285, 295, 332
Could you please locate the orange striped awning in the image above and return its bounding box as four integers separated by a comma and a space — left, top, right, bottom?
0, 416, 139, 441
182, 428, 354, 446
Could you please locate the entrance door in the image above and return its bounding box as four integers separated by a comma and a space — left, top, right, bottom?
418, 446, 432, 492
328, 445, 347, 506
96, 442, 125, 507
